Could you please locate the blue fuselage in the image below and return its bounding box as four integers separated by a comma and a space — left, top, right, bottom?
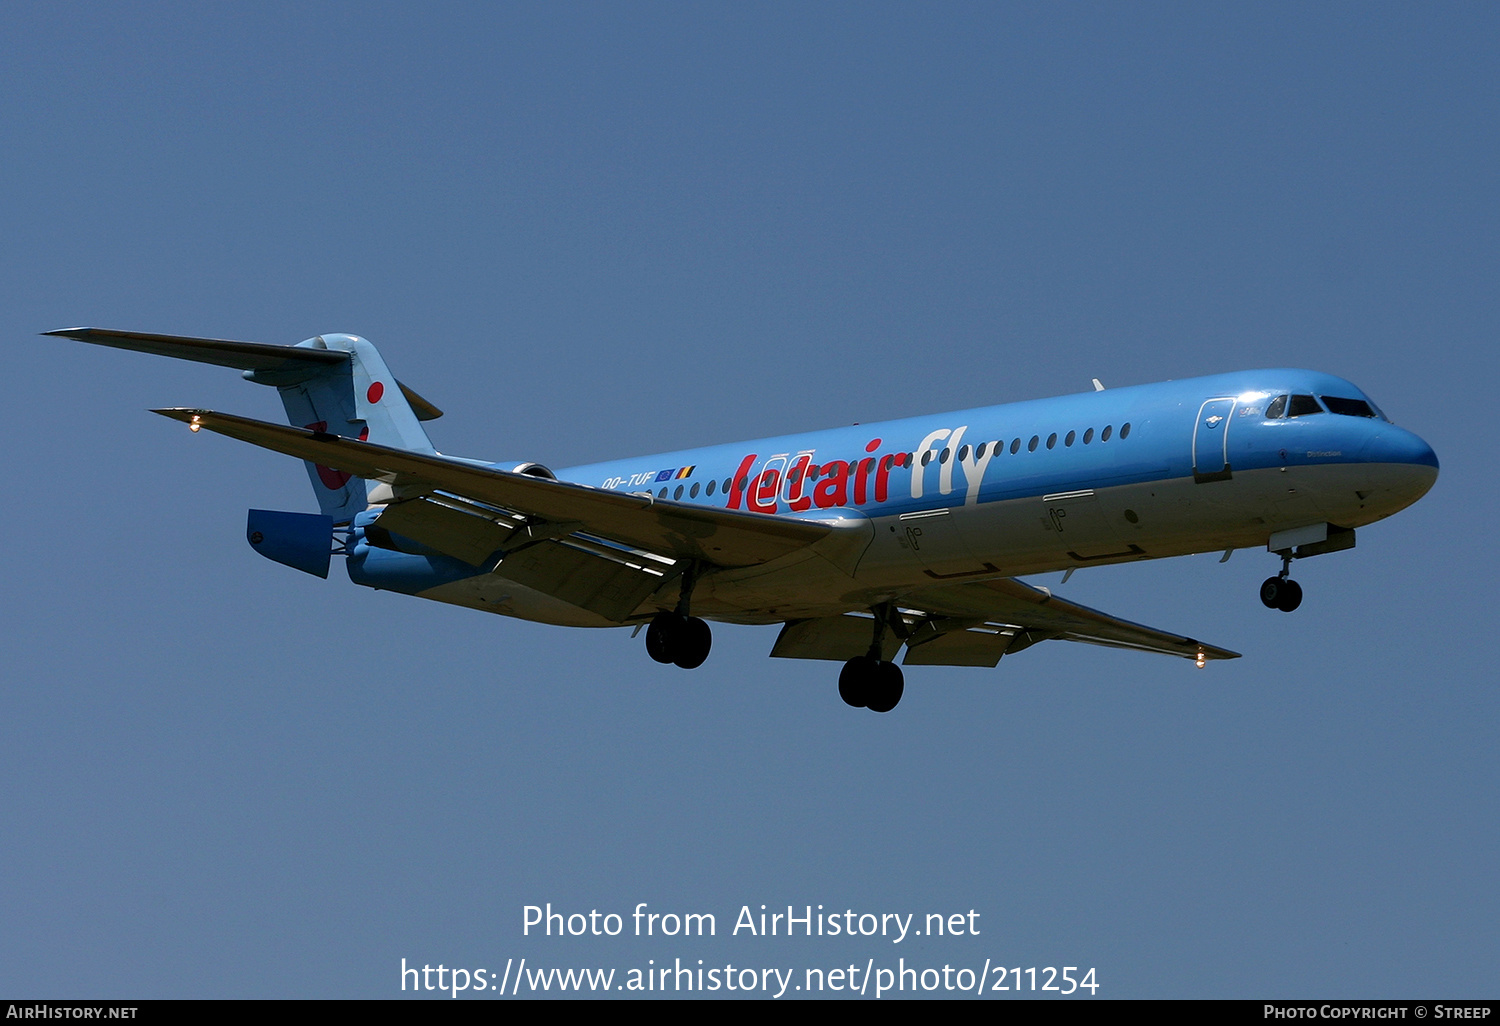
348, 369, 1437, 627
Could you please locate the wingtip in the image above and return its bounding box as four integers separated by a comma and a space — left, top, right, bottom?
151, 408, 210, 422
42, 327, 92, 338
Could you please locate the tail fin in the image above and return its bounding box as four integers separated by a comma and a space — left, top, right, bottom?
45, 328, 443, 523
259, 334, 437, 522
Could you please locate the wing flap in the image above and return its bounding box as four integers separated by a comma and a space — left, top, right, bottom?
901, 627, 1012, 667
372, 497, 512, 566
496, 540, 667, 623
154, 408, 832, 567
769, 616, 903, 662
905, 576, 1239, 661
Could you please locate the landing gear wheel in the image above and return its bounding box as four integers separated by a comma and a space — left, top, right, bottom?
1260, 577, 1282, 609
839, 656, 875, 708
1275, 579, 1303, 612
645, 612, 683, 664
645, 612, 713, 668
1259, 576, 1303, 613
866, 661, 905, 713
673, 616, 712, 669
838, 657, 903, 711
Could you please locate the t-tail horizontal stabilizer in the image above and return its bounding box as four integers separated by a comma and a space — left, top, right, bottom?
44, 328, 444, 420
48, 326, 444, 523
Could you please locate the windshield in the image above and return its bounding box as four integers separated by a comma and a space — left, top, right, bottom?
1321, 395, 1380, 419
1287, 394, 1324, 417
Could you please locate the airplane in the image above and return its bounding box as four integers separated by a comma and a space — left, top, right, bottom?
46, 327, 1439, 712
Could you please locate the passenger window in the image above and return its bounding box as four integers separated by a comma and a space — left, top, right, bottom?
939, 448, 950, 464
1028, 435, 1039, 452
690, 482, 700, 498
1121, 422, 1131, 439
958, 444, 970, 461
658, 487, 668, 498
1287, 394, 1324, 417
1010, 438, 1021, 454
1265, 395, 1288, 419
921, 450, 933, 466
707, 480, 716, 496
1046, 433, 1057, 449
975, 442, 987, 459
1083, 428, 1094, 444
674, 485, 684, 499
1101, 425, 1112, 441
1065, 430, 1076, 447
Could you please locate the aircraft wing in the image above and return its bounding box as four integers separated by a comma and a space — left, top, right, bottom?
153, 408, 832, 567
772, 577, 1239, 666
899, 576, 1239, 664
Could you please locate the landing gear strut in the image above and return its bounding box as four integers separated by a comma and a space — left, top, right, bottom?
644, 561, 712, 669
1260, 551, 1303, 613
839, 602, 905, 712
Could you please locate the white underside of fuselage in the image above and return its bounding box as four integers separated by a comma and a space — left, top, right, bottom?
413, 460, 1436, 629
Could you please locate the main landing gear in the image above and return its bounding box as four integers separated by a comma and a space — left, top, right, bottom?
1260, 551, 1303, 612
645, 611, 712, 668
839, 656, 904, 713
644, 562, 713, 669
839, 602, 905, 713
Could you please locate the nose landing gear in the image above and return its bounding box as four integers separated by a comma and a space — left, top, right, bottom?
1260, 551, 1303, 612
1259, 576, 1303, 612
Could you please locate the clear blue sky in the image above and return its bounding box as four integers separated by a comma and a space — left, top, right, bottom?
2, 1, 1495, 998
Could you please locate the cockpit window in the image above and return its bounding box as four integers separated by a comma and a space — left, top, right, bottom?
1320, 396, 1377, 418
1287, 394, 1324, 417
1265, 394, 1288, 419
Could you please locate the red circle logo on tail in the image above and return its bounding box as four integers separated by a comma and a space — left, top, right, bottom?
305, 422, 351, 489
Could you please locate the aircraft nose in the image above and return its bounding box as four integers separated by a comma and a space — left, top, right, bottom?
1356, 424, 1439, 508
1361, 424, 1439, 472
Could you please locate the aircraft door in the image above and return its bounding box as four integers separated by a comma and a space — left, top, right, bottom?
1193, 398, 1236, 483
781, 451, 815, 507
747, 455, 788, 512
